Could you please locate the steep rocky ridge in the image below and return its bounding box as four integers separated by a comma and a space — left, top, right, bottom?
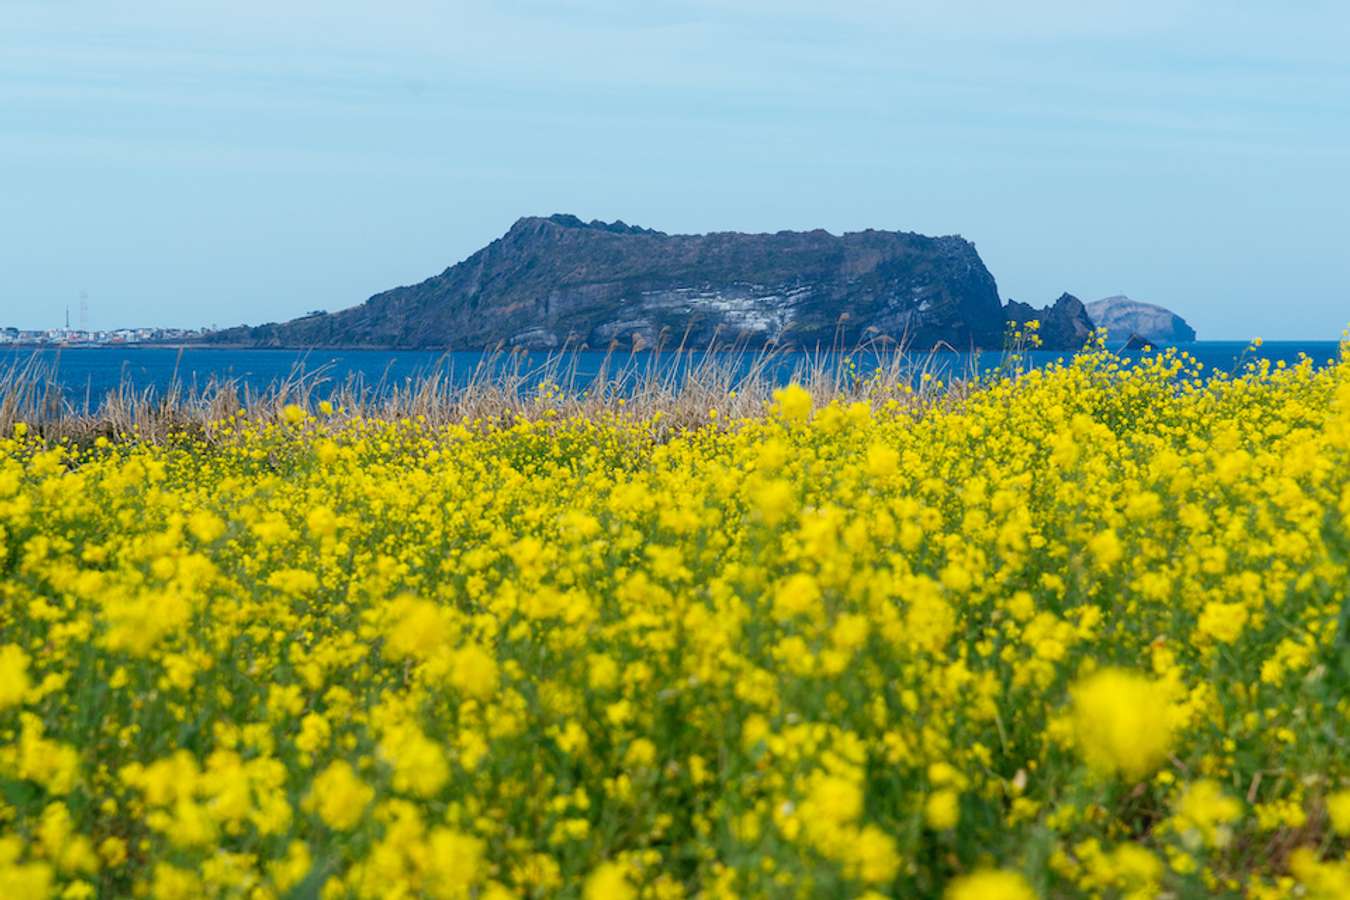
204, 215, 1011, 350
1003, 293, 1096, 350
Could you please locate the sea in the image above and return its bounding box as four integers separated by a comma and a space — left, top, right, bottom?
0, 341, 1343, 408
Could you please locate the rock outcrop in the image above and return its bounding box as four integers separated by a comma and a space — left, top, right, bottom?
203, 214, 1012, 350
1003, 293, 1096, 350
1085, 295, 1196, 344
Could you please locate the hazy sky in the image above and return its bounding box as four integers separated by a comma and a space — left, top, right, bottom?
3, 1, 1348, 339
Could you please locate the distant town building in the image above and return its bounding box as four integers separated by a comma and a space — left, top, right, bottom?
0, 326, 210, 346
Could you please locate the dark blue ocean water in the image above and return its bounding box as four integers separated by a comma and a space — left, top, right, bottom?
0, 342, 1342, 407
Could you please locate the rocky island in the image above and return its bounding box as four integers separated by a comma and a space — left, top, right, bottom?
204, 215, 1106, 352
1085, 295, 1197, 345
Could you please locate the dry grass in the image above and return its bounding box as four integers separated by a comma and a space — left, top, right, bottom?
0, 336, 1005, 443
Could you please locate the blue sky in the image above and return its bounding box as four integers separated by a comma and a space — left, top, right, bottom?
2, 1, 1347, 339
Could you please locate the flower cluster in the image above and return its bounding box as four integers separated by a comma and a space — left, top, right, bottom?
1, 344, 1349, 897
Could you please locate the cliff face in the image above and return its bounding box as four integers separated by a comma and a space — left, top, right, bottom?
205, 214, 1010, 350
1003, 293, 1096, 350
1085, 295, 1197, 344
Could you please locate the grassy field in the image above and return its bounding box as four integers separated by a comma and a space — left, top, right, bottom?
1, 344, 1349, 898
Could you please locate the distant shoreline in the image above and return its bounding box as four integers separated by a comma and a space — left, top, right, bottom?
2, 342, 409, 352
2, 339, 1342, 352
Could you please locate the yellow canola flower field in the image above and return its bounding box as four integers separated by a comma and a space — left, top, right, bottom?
2, 346, 1350, 899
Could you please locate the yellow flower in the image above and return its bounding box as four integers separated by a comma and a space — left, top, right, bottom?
305, 505, 338, 538
449, 644, 499, 700
266, 568, 319, 596
624, 738, 657, 769
584, 862, 634, 900
1070, 668, 1174, 780
425, 828, 485, 895
773, 573, 822, 620
1173, 779, 1242, 849
1087, 529, 1123, 570
1109, 843, 1161, 890
1288, 847, 1350, 899
808, 775, 863, 824
755, 478, 795, 526
866, 443, 899, 478
1196, 601, 1249, 644
37, 803, 98, 874
295, 712, 331, 757
924, 789, 960, 830
151, 863, 201, 900
945, 869, 1037, 900
852, 825, 901, 883
0, 645, 32, 709
1326, 790, 1350, 836
380, 724, 448, 797
382, 595, 452, 661
100, 590, 192, 657
772, 383, 813, 425
307, 761, 372, 831
16, 715, 81, 795
267, 841, 311, 894
186, 510, 226, 543
587, 654, 620, 691
98, 836, 128, 868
